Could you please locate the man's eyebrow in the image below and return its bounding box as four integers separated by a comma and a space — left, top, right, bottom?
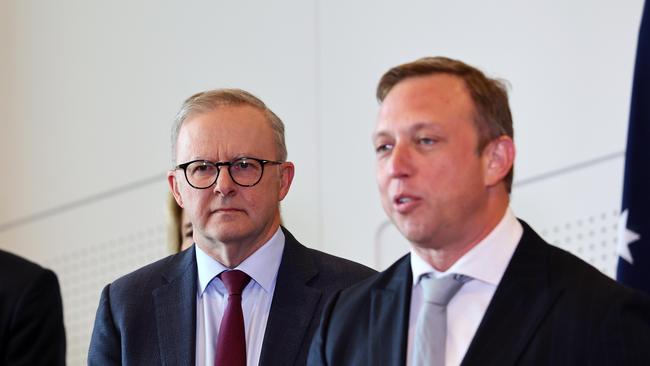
372, 121, 443, 140
372, 131, 392, 141
409, 121, 444, 133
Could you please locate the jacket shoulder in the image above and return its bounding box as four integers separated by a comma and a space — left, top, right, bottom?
105, 248, 194, 299
0, 249, 49, 279
519, 220, 650, 303
547, 241, 647, 300
281, 227, 377, 287
329, 254, 411, 311
305, 246, 377, 279
0, 250, 58, 298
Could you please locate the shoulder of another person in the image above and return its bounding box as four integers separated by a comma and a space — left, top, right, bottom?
0, 250, 54, 295
0, 250, 45, 276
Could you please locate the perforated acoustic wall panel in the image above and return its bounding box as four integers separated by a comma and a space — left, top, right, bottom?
0, 181, 170, 365
42, 225, 169, 365
539, 210, 620, 278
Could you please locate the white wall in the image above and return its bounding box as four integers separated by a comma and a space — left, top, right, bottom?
0, 0, 11, 210
0, 0, 644, 364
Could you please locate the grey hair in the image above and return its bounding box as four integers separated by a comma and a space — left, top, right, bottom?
171, 88, 287, 165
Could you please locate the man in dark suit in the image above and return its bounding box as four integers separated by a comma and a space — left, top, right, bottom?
0, 249, 66, 365
88, 89, 375, 366
308, 57, 650, 366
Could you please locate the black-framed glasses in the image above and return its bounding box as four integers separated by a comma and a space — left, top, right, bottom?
175, 157, 283, 189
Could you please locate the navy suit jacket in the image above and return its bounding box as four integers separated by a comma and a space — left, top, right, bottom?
308, 221, 650, 366
88, 227, 375, 365
0, 249, 66, 366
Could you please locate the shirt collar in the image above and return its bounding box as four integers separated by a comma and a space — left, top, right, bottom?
411, 207, 523, 286
195, 227, 285, 296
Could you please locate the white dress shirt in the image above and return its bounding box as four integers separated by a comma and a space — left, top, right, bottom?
195, 228, 285, 366
406, 208, 523, 366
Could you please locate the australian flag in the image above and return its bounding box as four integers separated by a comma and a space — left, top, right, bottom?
617, 0, 650, 295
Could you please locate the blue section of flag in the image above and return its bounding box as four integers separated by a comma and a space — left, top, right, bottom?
617, 0, 650, 294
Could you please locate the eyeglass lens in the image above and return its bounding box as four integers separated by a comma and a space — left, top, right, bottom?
185, 158, 264, 188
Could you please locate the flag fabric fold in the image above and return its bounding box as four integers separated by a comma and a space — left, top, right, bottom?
617, 0, 650, 295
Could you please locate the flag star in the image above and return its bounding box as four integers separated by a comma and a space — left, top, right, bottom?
617, 209, 641, 264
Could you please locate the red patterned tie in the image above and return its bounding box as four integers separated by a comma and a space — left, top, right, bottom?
215, 270, 251, 366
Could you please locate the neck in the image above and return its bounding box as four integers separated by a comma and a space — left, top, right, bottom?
414, 196, 509, 272
196, 220, 281, 268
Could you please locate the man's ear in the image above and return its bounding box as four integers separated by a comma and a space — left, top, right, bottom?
277, 162, 295, 201
482, 136, 515, 187
167, 171, 184, 207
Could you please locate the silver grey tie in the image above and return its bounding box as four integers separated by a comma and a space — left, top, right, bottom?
413, 274, 469, 366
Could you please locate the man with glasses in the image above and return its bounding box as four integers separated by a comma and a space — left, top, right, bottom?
88, 89, 375, 366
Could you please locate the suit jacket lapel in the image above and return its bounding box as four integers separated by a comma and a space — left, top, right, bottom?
369, 255, 412, 366
259, 228, 322, 366
461, 222, 563, 366
153, 247, 198, 366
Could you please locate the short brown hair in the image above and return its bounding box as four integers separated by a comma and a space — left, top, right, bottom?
377, 56, 514, 192
171, 88, 287, 165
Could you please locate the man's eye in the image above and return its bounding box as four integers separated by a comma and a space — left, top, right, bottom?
415, 137, 440, 146
232, 160, 260, 172
191, 164, 212, 174
375, 144, 393, 153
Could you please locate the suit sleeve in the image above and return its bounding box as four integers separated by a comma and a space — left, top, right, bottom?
88, 284, 121, 365
307, 289, 342, 366
6, 269, 66, 366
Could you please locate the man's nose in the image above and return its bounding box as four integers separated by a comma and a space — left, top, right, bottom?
386, 143, 415, 178
213, 167, 237, 196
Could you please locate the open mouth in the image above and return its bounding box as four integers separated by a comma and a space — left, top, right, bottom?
393, 194, 420, 213
395, 197, 414, 204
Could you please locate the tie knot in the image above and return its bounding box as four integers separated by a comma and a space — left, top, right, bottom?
219, 270, 251, 296
420, 274, 469, 306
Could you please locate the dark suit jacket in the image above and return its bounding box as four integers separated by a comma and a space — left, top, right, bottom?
0, 249, 66, 366
308, 221, 650, 366
88, 227, 376, 365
